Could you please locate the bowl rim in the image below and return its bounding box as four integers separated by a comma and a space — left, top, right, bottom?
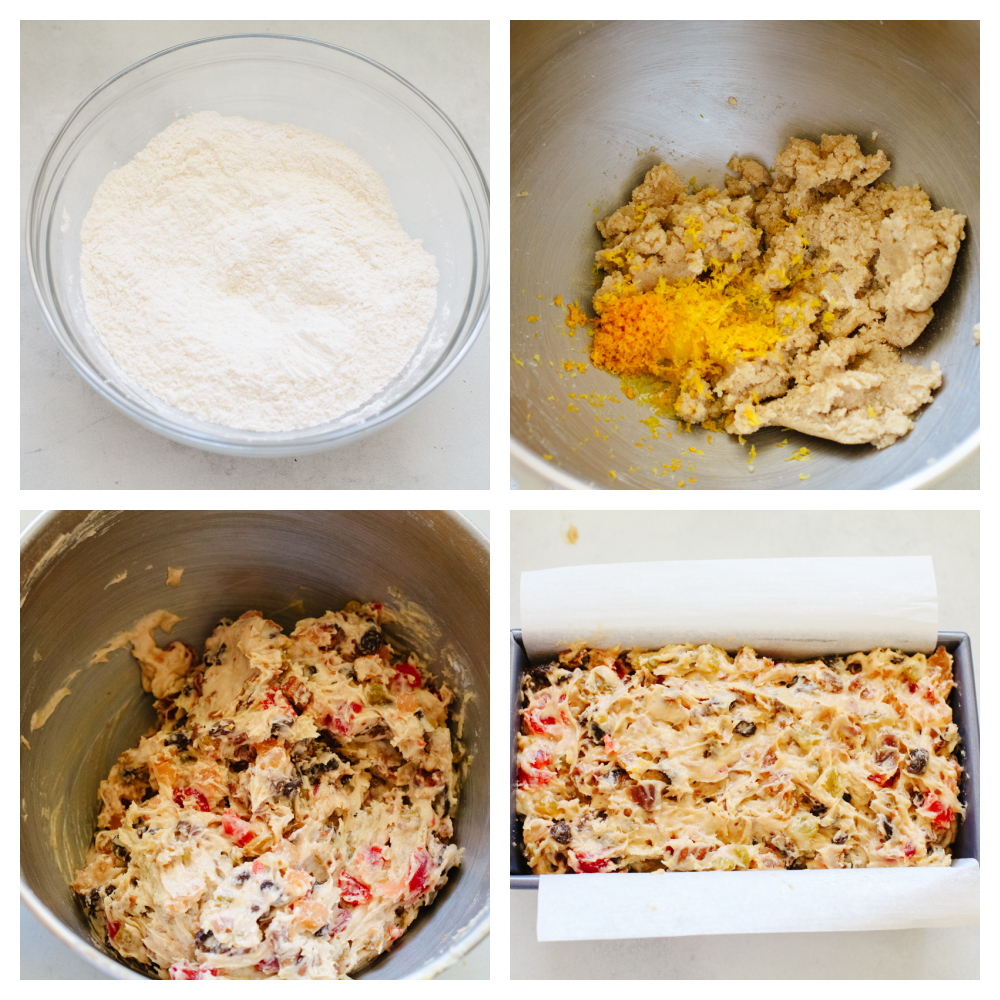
511, 430, 981, 490
25, 32, 490, 457
19, 508, 490, 980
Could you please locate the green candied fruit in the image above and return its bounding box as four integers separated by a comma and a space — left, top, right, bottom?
367, 683, 391, 706
790, 816, 819, 841
731, 845, 751, 867
822, 767, 843, 798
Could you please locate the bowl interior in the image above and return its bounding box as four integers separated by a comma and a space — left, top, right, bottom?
32, 35, 488, 454
511, 21, 979, 489
20, 510, 489, 980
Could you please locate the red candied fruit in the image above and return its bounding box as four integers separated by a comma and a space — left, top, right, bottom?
221, 808, 255, 847
337, 872, 371, 906
394, 663, 422, 689
923, 793, 955, 829
408, 847, 432, 897
173, 786, 211, 812
574, 853, 610, 873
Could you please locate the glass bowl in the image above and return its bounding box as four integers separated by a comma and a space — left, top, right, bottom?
27, 34, 489, 456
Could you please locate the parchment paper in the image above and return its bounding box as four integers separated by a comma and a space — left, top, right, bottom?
522, 555, 978, 939
520, 556, 938, 661
537, 861, 980, 941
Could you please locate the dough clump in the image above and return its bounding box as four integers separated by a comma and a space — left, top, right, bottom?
72, 603, 461, 979
591, 134, 966, 447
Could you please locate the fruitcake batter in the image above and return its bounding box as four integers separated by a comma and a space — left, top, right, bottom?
72, 603, 461, 979
518, 643, 962, 874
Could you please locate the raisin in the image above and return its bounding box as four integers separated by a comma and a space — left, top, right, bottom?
306, 666, 318, 676
881, 817, 893, 838
590, 723, 606, 742
357, 628, 382, 655
832, 831, 848, 844
628, 784, 655, 811
551, 820, 572, 844
317, 729, 340, 753
842, 792, 852, 804
230, 761, 249, 773
105, 884, 115, 896
907, 749, 929, 775
278, 778, 302, 798
786, 857, 808, 870
609, 767, 628, 785
111, 839, 131, 865
193, 929, 219, 953
911, 791, 925, 807
848, 661, 863, 674
809, 803, 827, 816
234, 870, 251, 883
85, 888, 100, 915
890, 653, 905, 664
526, 664, 553, 688
786, 675, 799, 687
260, 880, 275, 890
164, 731, 191, 750
210, 720, 236, 738
734, 720, 756, 736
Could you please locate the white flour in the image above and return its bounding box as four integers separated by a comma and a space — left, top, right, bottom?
80, 111, 438, 432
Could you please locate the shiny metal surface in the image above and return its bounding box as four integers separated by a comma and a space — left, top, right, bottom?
511, 20, 979, 489
20, 510, 489, 980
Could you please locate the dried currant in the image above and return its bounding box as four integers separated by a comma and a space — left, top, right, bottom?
551, 820, 572, 845
734, 720, 757, 736
357, 628, 382, 655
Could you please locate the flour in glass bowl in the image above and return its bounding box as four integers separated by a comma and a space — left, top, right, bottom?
79, 111, 438, 432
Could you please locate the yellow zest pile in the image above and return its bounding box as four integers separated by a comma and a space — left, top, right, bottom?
590, 265, 784, 397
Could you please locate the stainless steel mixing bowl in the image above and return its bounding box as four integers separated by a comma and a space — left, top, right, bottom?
20, 510, 488, 980
511, 21, 979, 489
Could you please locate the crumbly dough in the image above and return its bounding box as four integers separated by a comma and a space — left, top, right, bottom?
72, 603, 461, 979
593, 134, 966, 447
518, 643, 962, 874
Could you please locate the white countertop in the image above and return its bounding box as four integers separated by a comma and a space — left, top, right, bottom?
20, 21, 489, 489
510, 510, 979, 979
20, 509, 489, 979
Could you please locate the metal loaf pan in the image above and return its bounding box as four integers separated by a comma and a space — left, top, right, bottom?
510, 629, 979, 888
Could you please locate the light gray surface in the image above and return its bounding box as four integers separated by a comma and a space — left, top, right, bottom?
21, 21, 489, 489
510, 510, 979, 979
511, 20, 980, 490
20, 509, 489, 980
